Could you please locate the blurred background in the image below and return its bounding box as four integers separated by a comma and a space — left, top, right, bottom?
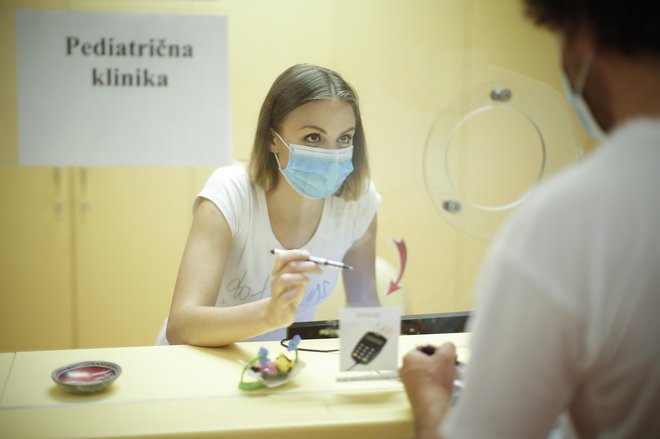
0, 0, 593, 352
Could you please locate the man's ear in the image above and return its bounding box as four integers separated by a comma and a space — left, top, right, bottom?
563, 21, 597, 73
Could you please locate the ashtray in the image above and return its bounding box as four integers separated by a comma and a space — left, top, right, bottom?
52, 361, 122, 395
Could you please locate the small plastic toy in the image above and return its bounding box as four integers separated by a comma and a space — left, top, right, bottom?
238, 334, 304, 391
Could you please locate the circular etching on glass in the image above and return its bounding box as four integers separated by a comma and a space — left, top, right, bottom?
444, 105, 545, 211
424, 80, 579, 240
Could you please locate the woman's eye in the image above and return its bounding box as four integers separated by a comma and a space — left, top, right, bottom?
339, 134, 353, 144
305, 133, 321, 143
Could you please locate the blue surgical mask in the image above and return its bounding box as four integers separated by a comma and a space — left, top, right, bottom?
560, 51, 607, 142
273, 131, 354, 199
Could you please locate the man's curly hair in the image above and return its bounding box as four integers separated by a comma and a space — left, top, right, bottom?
523, 0, 660, 56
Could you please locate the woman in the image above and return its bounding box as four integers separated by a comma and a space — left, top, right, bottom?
158, 64, 381, 346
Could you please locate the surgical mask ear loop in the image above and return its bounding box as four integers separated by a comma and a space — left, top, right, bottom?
271, 130, 290, 170
574, 51, 595, 95
560, 47, 606, 141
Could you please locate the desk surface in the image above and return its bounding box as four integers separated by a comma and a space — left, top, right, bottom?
0, 333, 469, 439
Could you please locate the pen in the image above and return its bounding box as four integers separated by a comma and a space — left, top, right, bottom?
417, 345, 464, 366
270, 248, 354, 270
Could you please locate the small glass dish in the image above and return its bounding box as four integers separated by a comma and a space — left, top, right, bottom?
238, 335, 303, 391
52, 360, 121, 395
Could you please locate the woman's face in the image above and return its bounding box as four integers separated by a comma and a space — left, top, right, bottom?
271, 98, 356, 168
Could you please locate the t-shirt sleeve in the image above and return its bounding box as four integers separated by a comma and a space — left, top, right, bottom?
351, 180, 381, 243
193, 166, 249, 237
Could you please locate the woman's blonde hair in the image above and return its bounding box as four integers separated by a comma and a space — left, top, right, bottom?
248, 64, 370, 201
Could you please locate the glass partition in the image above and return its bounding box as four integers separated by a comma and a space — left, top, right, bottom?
0, 0, 583, 350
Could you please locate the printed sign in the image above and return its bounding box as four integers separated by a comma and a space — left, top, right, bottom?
339, 307, 400, 372
15, 9, 231, 166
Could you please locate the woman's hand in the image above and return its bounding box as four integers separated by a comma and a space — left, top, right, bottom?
267, 249, 322, 328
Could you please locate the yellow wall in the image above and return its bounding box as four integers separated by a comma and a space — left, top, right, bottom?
0, 0, 589, 351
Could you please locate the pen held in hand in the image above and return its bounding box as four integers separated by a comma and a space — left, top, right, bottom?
270, 248, 354, 270
417, 345, 464, 366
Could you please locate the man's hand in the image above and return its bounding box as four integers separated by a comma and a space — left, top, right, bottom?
399, 342, 458, 439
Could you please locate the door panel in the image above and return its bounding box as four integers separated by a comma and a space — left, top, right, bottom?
0, 167, 74, 352
74, 168, 192, 348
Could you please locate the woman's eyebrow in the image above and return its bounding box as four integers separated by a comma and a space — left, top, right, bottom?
297, 125, 356, 134
298, 125, 327, 133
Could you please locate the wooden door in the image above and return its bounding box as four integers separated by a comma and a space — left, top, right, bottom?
74, 168, 194, 348
0, 167, 74, 352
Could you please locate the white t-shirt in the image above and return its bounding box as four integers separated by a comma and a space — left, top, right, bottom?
442, 118, 660, 438
157, 165, 380, 343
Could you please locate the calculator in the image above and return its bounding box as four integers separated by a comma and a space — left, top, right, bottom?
351, 331, 388, 365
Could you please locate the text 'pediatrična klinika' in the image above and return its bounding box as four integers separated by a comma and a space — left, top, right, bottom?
66, 37, 195, 87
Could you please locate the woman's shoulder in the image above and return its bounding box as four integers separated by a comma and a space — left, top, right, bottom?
196, 163, 260, 234
208, 162, 249, 180
205, 163, 252, 189
365, 179, 380, 199
354, 178, 381, 206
